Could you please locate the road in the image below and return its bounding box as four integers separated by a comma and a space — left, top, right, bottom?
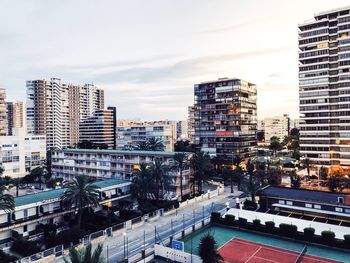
57, 186, 240, 263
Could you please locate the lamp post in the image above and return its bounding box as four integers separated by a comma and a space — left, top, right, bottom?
123, 232, 126, 259
226, 201, 230, 211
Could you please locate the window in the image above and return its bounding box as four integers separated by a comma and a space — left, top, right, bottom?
335, 207, 343, 213
278, 200, 285, 205
305, 203, 312, 208
338, 197, 344, 204
314, 204, 321, 209
286, 201, 293, 206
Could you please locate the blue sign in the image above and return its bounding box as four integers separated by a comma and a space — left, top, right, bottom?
172, 240, 184, 251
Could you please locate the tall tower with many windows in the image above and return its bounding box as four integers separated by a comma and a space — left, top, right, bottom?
299, 6, 350, 167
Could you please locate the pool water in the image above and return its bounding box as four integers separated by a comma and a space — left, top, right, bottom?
182, 225, 350, 263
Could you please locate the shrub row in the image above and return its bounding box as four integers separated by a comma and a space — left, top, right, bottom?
210, 212, 349, 249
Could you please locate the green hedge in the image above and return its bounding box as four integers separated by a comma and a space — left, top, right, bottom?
321, 230, 335, 242
225, 214, 235, 225
253, 219, 261, 227
279, 223, 297, 236
211, 212, 221, 223
238, 217, 247, 226
344, 235, 350, 247
304, 227, 315, 240
265, 221, 275, 231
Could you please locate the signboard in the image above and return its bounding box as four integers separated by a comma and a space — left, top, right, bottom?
172, 240, 184, 252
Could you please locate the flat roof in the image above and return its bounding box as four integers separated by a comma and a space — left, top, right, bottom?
15, 179, 129, 207
196, 78, 255, 86
258, 186, 350, 206
54, 149, 178, 157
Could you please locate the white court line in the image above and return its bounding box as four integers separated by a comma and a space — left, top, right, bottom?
245, 246, 262, 263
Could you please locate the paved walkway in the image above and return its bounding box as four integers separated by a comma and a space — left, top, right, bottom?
57, 186, 241, 262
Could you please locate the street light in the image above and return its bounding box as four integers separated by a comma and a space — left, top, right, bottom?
226, 201, 230, 211
123, 232, 126, 259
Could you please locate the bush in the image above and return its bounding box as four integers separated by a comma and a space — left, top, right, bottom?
11, 239, 41, 256
238, 217, 247, 227
224, 214, 235, 225
243, 200, 257, 210
321, 230, 335, 242
279, 223, 297, 237
253, 219, 261, 227
265, 221, 275, 232
304, 227, 315, 240
0, 250, 18, 263
211, 212, 221, 223
344, 235, 350, 247
119, 210, 142, 220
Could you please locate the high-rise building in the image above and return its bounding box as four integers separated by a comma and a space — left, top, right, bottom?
79, 106, 117, 149
187, 106, 196, 142
0, 88, 7, 136
299, 6, 350, 167
194, 78, 257, 161
26, 78, 104, 149
6, 101, 25, 136
117, 120, 176, 151
176, 120, 188, 139
263, 114, 290, 143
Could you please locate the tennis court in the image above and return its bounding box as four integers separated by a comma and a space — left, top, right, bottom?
218, 238, 340, 263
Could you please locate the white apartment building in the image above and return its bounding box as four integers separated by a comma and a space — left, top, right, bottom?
299, 6, 350, 167
117, 120, 176, 151
187, 106, 195, 142
0, 179, 131, 243
0, 89, 7, 136
0, 128, 46, 178
263, 115, 290, 143
176, 120, 188, 139
51, 149, 191, 199
26, 78, 104, 149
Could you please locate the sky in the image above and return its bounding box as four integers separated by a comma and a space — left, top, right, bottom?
1, 0, 349, 121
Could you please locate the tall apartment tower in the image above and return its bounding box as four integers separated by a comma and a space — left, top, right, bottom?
0, 89, 7, 136
194, 78, 257, 161
79, 106, 117, 149
6, 101, 25, 135
187, 106, 196, 142
26, 78, 104, 149
299, 6, 350, 167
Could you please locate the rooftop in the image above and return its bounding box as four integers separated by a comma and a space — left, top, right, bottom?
54, 148, 179, 157
258, 186, 350, 206
15, 178, 129, 207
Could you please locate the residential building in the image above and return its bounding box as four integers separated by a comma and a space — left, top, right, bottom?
6, 101, 25, 136
26, 78, 104, 149
0, 128, 46, 178
117, 120, 176, 151
187, 106, 196, 142
263, 114, 290, 143
79, 106, 117, 149
194, 78, 257, 161
0, 179, 131, 243
51, 149, 191, 199
257, 186, 350, 222
257, 119, 265, 131
299, 6, 350, 167
176, 120, 188, 139
0, 89, 7, 136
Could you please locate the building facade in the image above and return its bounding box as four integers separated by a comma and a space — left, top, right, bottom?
263, 114, 290, 143
26, 78, 104, 149
0, 129, 46, 178
299, 6, 350, 167
6, 101, 25, 136
194, 78, 257, 161
117, 120, 176, 151
176, 120, 188, 139
0, 89, 7, 136
187, 106, 196, 142
0, 179, 131, 244
51, 149, 191, 199
79, 106, 117, 149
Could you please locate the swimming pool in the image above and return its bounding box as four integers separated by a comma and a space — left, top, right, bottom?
182, 225, 350, 262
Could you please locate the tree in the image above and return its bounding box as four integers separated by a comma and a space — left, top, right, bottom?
327, 174, 342, 192
302, 158, 311, 177
174, 140, 195, 152
149, 159, 170, 201
130, 164, 153, 204
76, 140, 96, 149
198, 234, 223, 263
290, 128, 300, 137
60, 175, 100, 229
173, 153, 189, 201
64, 244, 104, 263
10, 178, 22, 197
243, 160, 260, 201
190, 151, 214, 194
29, 166, 47, 189
147, 137, 165, 151
0, 187, 15, 213
257, 131, 264, 142
134, 141, 149, 151
269, 138, 282, 155
231, 155, 244, 193
290, 171, 301, 188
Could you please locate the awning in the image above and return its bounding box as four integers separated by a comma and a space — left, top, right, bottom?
272, 203, 350, 218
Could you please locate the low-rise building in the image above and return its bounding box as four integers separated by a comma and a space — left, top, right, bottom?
0, 129, 46, 178
0, 179, 131, 243
52, 149, 191, 199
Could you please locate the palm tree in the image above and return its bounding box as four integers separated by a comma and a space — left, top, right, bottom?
147, 137, 165, 151
149, 158, 170, 201
244, 160, 260, 201
190, 151, 213, 194
130, 163, 153, 204
134, 141, 149, 151
231, 155, 244, 193
64, 244, 104, 263
302, 158, 311, 177
60, 175, 100, 229
198, 233, 223, 263
173, 153, 189, 201
0, 187, 15, 213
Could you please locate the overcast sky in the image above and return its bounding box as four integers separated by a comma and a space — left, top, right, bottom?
1, 0, 349, 121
